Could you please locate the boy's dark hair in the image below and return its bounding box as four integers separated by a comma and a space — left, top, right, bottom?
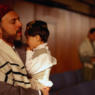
89, 28, 95, 34
25, 20, 49, 43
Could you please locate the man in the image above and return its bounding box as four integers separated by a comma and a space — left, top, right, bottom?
79, 28, 95, 81
0, 4, 42, 95
14, 29, 26, 63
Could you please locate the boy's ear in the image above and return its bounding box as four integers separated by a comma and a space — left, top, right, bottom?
36, 35, 41, 41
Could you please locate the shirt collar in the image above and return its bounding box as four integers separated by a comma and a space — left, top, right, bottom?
33, 43, 48, 51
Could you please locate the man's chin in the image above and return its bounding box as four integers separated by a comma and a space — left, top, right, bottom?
8, 35, 16, 41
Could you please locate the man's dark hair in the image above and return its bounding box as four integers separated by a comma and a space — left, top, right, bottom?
0, 4, 13, 21
89, 28, 95, 34
25, 20, 49, 43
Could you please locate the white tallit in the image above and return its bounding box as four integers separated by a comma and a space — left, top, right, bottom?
79, 38, 95, 68
0, 39, 31, 88
79, 38, 95, 57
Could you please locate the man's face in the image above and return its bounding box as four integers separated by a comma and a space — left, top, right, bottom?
89, 32, 95, 41
0, 11, 22, 40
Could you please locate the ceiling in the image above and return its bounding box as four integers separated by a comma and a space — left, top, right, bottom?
26, 0, 95, 17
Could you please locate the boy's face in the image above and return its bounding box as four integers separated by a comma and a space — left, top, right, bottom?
26, 35, 41, 50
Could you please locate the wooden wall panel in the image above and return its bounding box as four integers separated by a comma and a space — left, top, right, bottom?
14, 0, 95, 73
14, 1, 35, 42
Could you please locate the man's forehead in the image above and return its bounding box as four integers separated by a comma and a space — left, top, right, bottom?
2, 11, 19, 21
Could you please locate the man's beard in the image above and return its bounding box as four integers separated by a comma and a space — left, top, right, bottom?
1, 25, 22, 46
2, 28, 16, 44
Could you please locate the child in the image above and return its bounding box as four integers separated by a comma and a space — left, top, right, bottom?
25, 20, 57, 92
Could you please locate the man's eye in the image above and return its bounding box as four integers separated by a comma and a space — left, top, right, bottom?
10, 19, 16, 24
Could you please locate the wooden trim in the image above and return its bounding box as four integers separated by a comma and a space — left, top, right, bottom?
25, 0, 95, 18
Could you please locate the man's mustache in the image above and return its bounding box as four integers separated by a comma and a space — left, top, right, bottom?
16, 27, 22, 35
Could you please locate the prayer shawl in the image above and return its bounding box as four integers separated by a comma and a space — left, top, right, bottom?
79, 38, 95, 68
79, 38, 95, 57
79, 38, 95, 80
26, 43, 57, 90
0, 39, 31, 88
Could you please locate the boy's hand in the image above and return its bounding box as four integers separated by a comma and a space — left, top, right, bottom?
41, 87, 50, 95
27, 47, 31, 50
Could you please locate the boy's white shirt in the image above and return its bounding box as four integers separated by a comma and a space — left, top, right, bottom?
25, 43, 57, 87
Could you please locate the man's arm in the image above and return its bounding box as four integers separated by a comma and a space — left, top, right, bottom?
0, 81, 39, 95
79, 55, 91, 63
79, 43, 92, 63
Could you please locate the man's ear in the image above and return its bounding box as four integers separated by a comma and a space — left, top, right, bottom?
0, 22, 1, 27
0, 29, 2, 38
0, 22, 2, 38
0, 21, 2, 28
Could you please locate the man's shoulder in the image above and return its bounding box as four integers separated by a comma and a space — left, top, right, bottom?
80, 38, 89, 47
15, 43, 26, 63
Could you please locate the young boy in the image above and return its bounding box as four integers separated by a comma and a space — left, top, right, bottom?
25, 20, 57, 92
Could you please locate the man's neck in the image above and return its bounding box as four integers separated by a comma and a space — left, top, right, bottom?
2, 38, 14, 47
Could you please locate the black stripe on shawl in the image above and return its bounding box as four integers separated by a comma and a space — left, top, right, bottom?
12, 71, 27, 76
10, 63, 19, 66
10, 63, 25, 69
21, 66, 25, 69
0, 61, 9, 68
3, 62, 27, 76
0, 61, 19, 69
13, 79, 30, 84
5, 69, 12, 82
1, 62, 28, 83
4, 70, 28, 82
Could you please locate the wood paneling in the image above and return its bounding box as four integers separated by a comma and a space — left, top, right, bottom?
14, 0, 95, 73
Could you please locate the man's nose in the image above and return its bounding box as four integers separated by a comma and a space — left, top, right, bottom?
16, 20, 22, 28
